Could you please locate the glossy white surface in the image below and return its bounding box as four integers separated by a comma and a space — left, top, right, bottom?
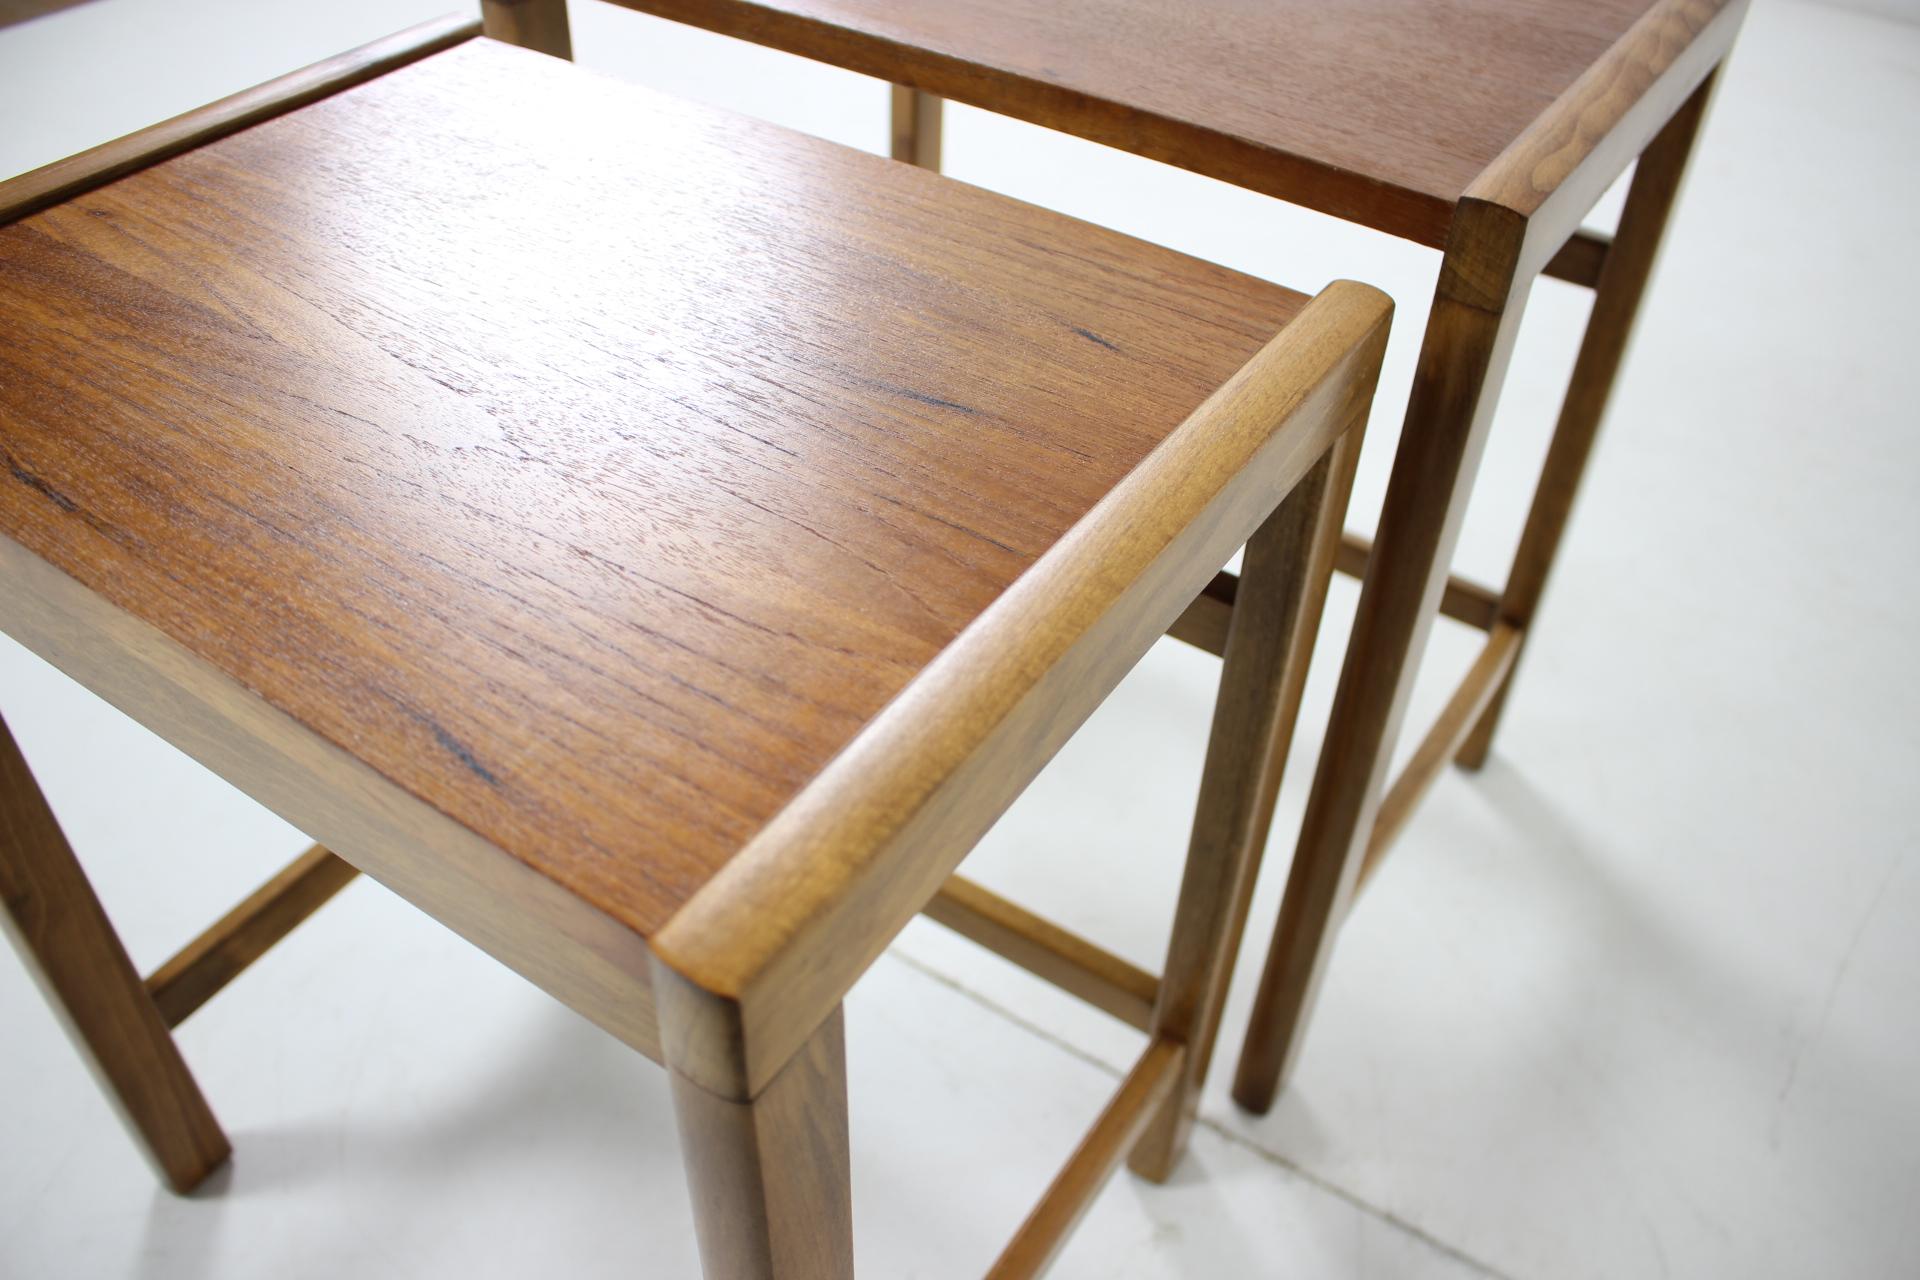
2, 0, 1916, 1275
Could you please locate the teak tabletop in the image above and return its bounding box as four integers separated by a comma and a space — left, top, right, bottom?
0, 36, 1293, 977
618, 0, 1722, 246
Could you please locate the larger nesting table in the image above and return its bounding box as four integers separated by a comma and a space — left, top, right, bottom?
572, 0, 1752, 1106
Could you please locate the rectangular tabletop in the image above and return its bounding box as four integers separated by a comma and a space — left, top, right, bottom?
619, 0, 1727, 245
0, 37, 1303, 954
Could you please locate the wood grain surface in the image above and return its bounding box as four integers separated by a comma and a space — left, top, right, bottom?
0, 38, 1302, 957
1467, 0, 1739, 254
653, 282, 1390, 1099
611, 0, 1728, 246
0, 13, 483, 227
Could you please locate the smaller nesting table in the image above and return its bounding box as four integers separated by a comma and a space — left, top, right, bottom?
0, 21, 1391, 1276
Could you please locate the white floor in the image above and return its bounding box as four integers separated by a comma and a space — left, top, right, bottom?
2, 1, 1917, 1276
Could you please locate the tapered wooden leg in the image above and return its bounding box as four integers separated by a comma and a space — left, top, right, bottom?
1128, 426, 1364, 1180
1232, 204, 1534, 1114
1459, 77, 1720, 771
670, 1006, 854, 1279
480, 0, 573, 59
889, 86, 942, 170
0, 711, 230, 1192
1457, 72, 1719, 769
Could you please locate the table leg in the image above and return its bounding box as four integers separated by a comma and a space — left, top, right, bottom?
1457, 70, 1720, 769
1232, 203, 1535, 1113
889, 86, 942, 170
670, 1005, 855, 1278
480, 0, 574, 59
1129, 424, 1363, 1180
0, 710, 229, 1192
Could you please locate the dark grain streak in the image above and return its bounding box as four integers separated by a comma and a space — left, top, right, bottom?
3, 451, 79, 513
426, 716, 501, 787
1071, 326, 1121, 353
873, 381, 977, 415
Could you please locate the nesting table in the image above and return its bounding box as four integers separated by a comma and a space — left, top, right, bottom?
595, 0, 1752, 1107
0, 20, 1391, 1276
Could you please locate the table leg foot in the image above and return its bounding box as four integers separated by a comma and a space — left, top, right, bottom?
0, 710, 229, 1193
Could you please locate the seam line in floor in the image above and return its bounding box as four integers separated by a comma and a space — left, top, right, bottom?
886, 948, 1521, 1280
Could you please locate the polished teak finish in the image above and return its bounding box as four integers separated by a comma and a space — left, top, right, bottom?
0, 12, 482, 226
0, 36, 1298, 959
0, 24, 1394, 1276
615, 0, 1686, 246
